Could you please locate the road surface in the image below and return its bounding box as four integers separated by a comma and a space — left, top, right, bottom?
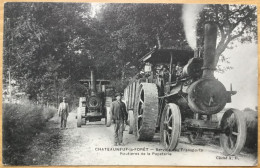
26, 111, 257, 166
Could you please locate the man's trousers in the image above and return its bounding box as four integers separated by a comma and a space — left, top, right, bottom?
61, 111, 68, 128
114, 120, 124, 144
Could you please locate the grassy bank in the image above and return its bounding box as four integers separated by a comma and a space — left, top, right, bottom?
3, 101, 56, 165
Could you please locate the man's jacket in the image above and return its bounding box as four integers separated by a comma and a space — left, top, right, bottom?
111, 100, 128, 121
58, 102, 69, 115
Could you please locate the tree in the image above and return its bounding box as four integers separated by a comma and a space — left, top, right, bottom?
198, 4, 257, 64
95, 3, 189, 82
3, 3, 93, 103
4, 3, 256, 103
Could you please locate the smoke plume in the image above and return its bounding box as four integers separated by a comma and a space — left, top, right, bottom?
182, 4, 205, 50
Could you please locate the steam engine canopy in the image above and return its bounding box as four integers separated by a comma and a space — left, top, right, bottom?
187, 78, 227, 114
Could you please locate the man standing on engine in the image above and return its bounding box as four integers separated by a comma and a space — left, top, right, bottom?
58, 97, 70, 129
111, 92, 128, 146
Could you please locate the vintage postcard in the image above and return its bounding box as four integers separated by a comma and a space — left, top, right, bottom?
1, 1, 258, 166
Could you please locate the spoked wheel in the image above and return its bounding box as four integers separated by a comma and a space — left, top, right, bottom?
160, 103, 181, 150
77, 108, 82, 127
160, 103, 181, 151
135, 83, 158, 141
220, 109, 247, 155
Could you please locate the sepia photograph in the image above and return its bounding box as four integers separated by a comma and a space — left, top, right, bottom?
2, 1, 258, 166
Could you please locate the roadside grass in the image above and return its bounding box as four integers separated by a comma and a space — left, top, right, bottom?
3, 101, 57, 165
22, 127, 63, 165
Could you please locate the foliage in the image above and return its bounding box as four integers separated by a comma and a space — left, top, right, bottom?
4, 3, 92, 104
3, 3, 257, 106
2, 101, 56, 165
95, 4, 190, 79
197, 4, 257, 61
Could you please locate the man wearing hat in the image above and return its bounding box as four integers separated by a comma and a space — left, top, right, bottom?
58, 97, 70, 129
110, 92, 128, 146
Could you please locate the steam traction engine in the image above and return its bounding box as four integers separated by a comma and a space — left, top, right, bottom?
124, 23, 247, 155
77, 70, 113, 127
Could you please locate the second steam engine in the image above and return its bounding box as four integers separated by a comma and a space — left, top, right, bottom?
77, 70, 114, 127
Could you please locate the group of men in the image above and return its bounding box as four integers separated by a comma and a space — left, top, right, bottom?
159, 62, 183, 82
57, 92, 128, 146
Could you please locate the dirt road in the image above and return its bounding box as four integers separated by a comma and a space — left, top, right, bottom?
26, 111, 257, 166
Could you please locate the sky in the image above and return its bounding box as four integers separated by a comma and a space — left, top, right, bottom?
215, 43, 258, 110
90, 3, 103, 18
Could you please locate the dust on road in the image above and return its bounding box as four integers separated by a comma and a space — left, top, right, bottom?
33, 111, 257, 166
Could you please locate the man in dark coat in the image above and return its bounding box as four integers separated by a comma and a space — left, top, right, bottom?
111, 92, 128, 146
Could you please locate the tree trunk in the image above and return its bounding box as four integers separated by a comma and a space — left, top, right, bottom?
156, 33, 162, 49
121, 66, 125, 81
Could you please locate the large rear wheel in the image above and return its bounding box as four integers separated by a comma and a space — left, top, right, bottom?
220, 109, 247, 155
135, 83, 158, 141
160, 103, 181, 151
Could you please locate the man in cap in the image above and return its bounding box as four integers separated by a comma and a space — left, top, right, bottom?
111, 92, 128, 146
58, 97, 70, 129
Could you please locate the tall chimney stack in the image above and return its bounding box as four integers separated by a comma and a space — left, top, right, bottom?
90, 70, 96, 95
202, 23, 218, 79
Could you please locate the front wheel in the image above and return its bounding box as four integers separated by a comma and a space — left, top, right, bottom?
160, 103, 181, 151
106, 107, 111, 127
220, 109, 247, 155
128, 110, 134, 134
77, 108, 82, 127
